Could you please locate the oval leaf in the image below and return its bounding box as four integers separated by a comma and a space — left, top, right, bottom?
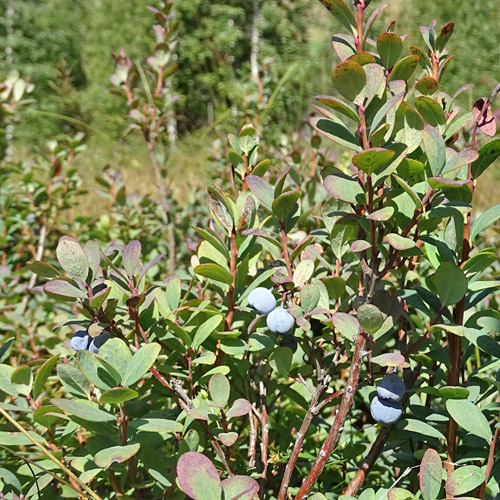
419, 448, 443, 500
177, 452, 222, 500
94, 444, 140, 469
122, 343, 161, 387
56, 237, 89, 281
446, 399, 492, 443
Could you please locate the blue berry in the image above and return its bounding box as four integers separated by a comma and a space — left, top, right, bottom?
370, 396, 402, 424
248, 287, 276, 315
376, 373, 405, 402
70, 331, 91, 351
267, 307, 295, 334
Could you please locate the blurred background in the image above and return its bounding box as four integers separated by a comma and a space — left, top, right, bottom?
1, 0, 499, 211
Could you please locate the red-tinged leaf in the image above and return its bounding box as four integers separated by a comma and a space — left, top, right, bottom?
221, 475, 259, 500
122, 240, 141, 276
332, 312, 360, 341
177, 452, 222, 500
416, 77, 439, 95
419, 448, 442, 500
351, 240, 371, 252
218, 432, 238, 447
377, 31, 403, 69
44, 279, 87, 299
385, 233, 416, 250
226, 398, 252, 418
371, 352, 409, 368
331, 60, 366, 104
366, 206, 394, 221
94, 444, 140, 468
445, 465, 485, 497
428, 178, 469, 191
473, 98, 496, 136
435, 22, 454, 52
245, 175, 274, 209
314, 95, 359, 123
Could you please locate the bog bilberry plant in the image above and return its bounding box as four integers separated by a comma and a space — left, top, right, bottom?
0, 0, 499, 499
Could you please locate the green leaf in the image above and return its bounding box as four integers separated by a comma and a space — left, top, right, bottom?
361, 63, 385, 105
416, 97, 446, 126
193, 227, 229, 260
165, 276, 182, 311
388, 488, 417, 500
122, 240, 141, 276
445, 466, 485, 497
385, 233, 417, 250
209, 373, 230, 407
94, 443, 140, 468
423, 125, 446, 176
392, 175, 423, 209
272, 191, 299, 222
446, 399, 492, 442
438, 386, 470, 399
11, 365, 32, 396
26, 260, 60, 278
245, 175, 274, 209
313, 117, 362, 152
462, 328, 500, 359
192, 315, 224, 352
323, 0, 356, 32
0, 431, 45, 446
419, 448, 443, 500
98, 338, 132, 379
208, 186, 234, 232
194, 263, 233, 286
331, 312, 359, 341
416, 77, 439, 95
352, 148, 395, 175
370, 92, 405, 134
78, 350, 120, 390
314, 95, 360, 123
33, 354, 60, 400
399, 419, 445, 440
177, 451, 222, 500
44, 279, 87, 299
122, 343, 161, 387
136, 418, 183, 433
377, 32, 403, 69
0, 364, 19, 396
221, 475, 259, 500
357, 304, 384, 334
56, 237, 89, 281
331, 60, 366, 104
100, 388, 138, 404
471, 204, 500, 240
51, 398, 115, 422
269, 347, 293, 376
403, 105, 425, 153
435, 22, 454, 53
442, 149, 479, 175
300, 284, 321, 313
471, 139, 500, 178
83, 240, 101, 281
57, 363, 90, 397
323, 172, 364, 204
434, 262, 468, 307
388, 55, 419, 82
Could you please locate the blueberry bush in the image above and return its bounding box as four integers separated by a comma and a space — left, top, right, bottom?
0, 1, 500, 499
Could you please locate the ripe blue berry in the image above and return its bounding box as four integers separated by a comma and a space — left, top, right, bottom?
370, 396, 402, 424
89, 333, 112, 354
248, 287, 276, 315
266, 307, 295, 334
376, 373, 405, 402
70, 330, 91, 351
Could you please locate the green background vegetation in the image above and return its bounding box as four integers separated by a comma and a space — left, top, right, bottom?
1, 0, 499, 209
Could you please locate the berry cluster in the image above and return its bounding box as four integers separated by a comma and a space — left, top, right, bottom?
370, 373, 405, 424
247, 287, 295, 334
70, 331, 112, 354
